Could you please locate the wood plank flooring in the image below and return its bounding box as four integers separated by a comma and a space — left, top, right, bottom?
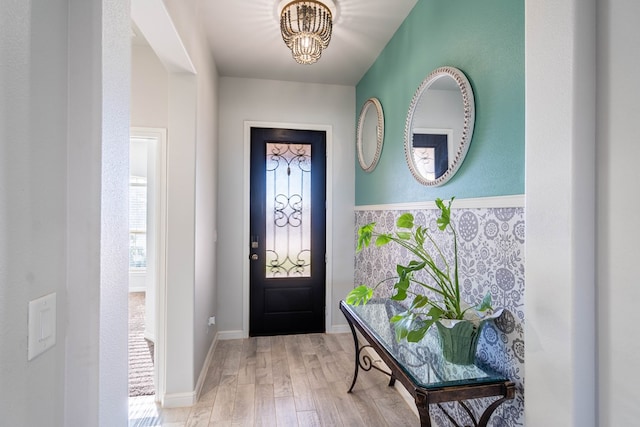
129, 333, 419, 426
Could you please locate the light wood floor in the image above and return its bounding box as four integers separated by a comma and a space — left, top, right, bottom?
129, 332, 419, 426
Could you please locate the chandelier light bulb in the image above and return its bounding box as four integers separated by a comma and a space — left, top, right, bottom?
280, 0, 333, 65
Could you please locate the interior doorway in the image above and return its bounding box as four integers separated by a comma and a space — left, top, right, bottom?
128, 128, 167, 400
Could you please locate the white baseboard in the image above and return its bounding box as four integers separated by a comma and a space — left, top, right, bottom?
128, 287, 146, 293
327, 324, 351, 334
158, 334, 218, 408
160, 391, 196, 408
217, 330, 246, 340
194, 332, 218, 401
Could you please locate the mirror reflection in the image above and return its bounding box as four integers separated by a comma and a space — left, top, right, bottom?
404, 67, 475, 186
357, 98, 384, 172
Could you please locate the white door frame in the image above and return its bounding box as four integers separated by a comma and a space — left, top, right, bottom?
243, 121, 334, 337
130, 127, 168, 399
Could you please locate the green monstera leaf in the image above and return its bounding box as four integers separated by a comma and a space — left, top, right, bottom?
356, 223, 376, 252
397, 213, 414, 229
345, 285, 373, 306
435, 197, 453, 231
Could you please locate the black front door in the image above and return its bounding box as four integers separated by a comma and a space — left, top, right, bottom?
249, 127, 326, 336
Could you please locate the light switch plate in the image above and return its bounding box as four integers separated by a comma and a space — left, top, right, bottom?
28, 292, 56, 361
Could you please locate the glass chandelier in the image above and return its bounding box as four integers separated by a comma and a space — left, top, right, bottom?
280, 0, 333, 65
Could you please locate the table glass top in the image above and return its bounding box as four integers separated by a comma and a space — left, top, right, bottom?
341, 298, 507, 390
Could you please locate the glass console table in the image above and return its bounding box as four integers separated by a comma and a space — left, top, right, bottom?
340, 299, 515, 427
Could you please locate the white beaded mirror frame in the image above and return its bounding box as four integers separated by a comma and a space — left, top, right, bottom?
356, 97, 385, 173
404, 66, 475, 186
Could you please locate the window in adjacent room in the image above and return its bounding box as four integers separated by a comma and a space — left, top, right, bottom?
129, 176, 147, 270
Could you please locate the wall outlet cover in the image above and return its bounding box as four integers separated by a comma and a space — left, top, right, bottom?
28, 292, 57, 361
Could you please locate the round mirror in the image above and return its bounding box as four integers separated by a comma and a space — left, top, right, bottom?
357, 97, 384, 172
404, 66, 475, 186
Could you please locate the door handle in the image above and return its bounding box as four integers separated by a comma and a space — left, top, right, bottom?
250, 254, 258, 261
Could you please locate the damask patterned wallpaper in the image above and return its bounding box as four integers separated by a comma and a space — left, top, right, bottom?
354, 205, 525, 426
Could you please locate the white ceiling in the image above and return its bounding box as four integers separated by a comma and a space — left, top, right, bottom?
200, 0, 418, 86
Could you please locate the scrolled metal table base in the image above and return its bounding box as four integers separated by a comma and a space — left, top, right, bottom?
346, 320, 395, 393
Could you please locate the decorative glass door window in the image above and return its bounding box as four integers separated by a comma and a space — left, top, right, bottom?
413, 146, 436, 181
265, 142, 312, 277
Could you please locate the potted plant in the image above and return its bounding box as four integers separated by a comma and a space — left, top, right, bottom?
346, 197, 502, 365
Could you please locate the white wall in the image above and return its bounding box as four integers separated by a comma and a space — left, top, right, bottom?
191, 37, 219, 390
96, 0, 130, 421
217, 77, 355, 335
596, 0, 640, 424
526, 1, 597, 425
161, 0, 220, 402
0, 0, 130, 425
526, 0, 640, 425
163, 72, 198, 400
133, 0, 219, 405
131, 44, 169, 128
0, 2, 69, 424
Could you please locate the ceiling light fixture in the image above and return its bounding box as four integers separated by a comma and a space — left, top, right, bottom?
279, 0, 334, 65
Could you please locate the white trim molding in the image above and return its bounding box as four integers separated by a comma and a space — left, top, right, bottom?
355, 194, 524, 211
194, 333, 219, 401
160, 391, 197, 408
217, 330, 246, 341
327, 324, 351, 334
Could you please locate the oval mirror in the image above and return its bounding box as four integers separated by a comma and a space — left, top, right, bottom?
404, 66, 475, 186
357, 97, 384, 172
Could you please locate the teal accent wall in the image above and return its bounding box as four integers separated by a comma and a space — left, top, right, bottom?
355, 0, 524, 205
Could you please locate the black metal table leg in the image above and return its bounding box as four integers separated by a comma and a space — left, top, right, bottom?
435, 382, 516, 427
476, 382, 516, 426
346, 315, 394, 393
346, 318, 360, 393
415, 391, 433, 427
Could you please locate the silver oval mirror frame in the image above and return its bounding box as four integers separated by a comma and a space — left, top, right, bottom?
404, 66, 475, 186
357, 97, 384, 172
